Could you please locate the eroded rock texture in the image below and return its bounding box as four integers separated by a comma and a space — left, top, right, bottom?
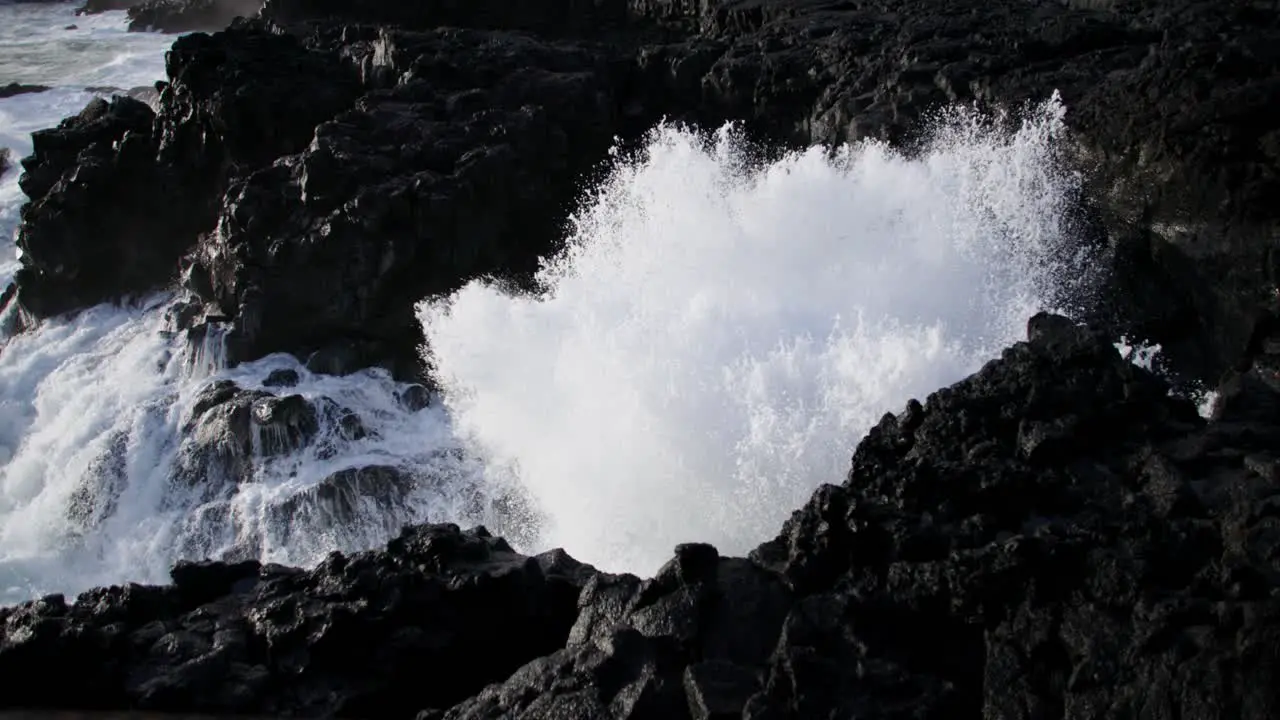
5, 0, 1276, 385
3, 1, 1280, 716
5, 315, 1280, 719
77, 0, 264, 33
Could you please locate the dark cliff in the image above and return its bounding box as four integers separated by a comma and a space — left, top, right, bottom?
3, 1, 1280, 718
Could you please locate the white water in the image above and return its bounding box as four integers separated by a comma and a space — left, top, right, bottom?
0, 5, 1105, 604
0, 5, 484, 603
421, 101, 1097, 575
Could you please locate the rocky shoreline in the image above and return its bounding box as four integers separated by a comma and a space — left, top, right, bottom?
5, 314, 1280, 718
2, 0, 1280, 717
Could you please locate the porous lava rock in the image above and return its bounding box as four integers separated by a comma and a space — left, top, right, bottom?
6, 315, 1280, 719
9, 0, 1276, 386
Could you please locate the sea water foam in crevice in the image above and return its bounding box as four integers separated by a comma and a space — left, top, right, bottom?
0, 300, 482, 603
420, 95, 1099, 576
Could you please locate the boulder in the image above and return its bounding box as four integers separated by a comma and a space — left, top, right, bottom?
266, 465, 416, 541
175, 381, 319, 489
0, 83, 50, 99
261, 367, 299, 388
398, 384, 431, 412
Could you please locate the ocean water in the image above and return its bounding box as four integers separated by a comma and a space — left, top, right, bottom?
1, 4, 1107, 604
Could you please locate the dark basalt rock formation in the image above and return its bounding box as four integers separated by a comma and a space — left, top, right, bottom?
0, 82, 50, 99
190, 25, 629, 369
5, 22, 360, 322
7, 0, 1278, 387
6, 314, 1280, 719
76, 0, 143, 13
125, 0, 264, 33
4, 1, 1280, 714
0, 147, 10, 178
77, 0, 262, 32
0, 524, 592, 717
11, 95, 163, 319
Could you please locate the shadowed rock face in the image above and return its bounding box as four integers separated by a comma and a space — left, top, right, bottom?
125, 0, 265, 33
76, 0, 263, 33
0, 524, 592, 717
5, 314, 1280, 719
3, 1, 1280, 716
5, 0, 1277, 385
0, 83, 51, 99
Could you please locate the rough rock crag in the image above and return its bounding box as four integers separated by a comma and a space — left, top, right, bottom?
5, 314, 1280, 719
3, 1, 1280, 717
5, 0, 1277, 385
0, 524, 593, 717
76, 0, 264, 33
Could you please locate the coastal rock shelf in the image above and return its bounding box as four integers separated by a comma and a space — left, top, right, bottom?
4, 0, 1278, 382
2, 0, 1279, 717
4, 315, 1280, 718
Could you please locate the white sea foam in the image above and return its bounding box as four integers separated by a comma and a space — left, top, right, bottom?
0, 4, 480, 604
0, 296, 479, 603
0, 1, 1111, 603
420, 96, 1099, 575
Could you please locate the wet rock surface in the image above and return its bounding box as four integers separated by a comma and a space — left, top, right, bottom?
6, 315, 1280, 718
8, 21, 360, 327
125, 0, 264, 33
4, 0, 1280, 717
8, 0, 1277, 384
0, 524, 591, 717
76, 0, 262, 32
0, 83, 50, 99
175, 380, 321, 491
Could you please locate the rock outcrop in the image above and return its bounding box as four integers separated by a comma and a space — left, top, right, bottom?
0, 82, 50, 99
76, 0, 144, 13
6, 314, 1280, 719
12, 95, 164, 319
126, 0, 264, 33
7, 22, 360, 322
8, 0, 1277, 386
0, 524, 592, 717
76, 0, 263, 32
3, 1, 1280, 717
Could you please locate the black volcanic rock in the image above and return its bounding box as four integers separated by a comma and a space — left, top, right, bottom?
258, 0, 630, 36
0, 524, 594, 717
8, 315, 1279, 718
0, 148, 9, 178
12, 95, 163, 318
76, 0, 144, 13
187, 27, 628, 369
0, 82, 50, 99
10, 0, 1279, 388
126, 0, 264, 33
11, 21, 361, 321
262, 367, 299, 388
174, 381, 322, 494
